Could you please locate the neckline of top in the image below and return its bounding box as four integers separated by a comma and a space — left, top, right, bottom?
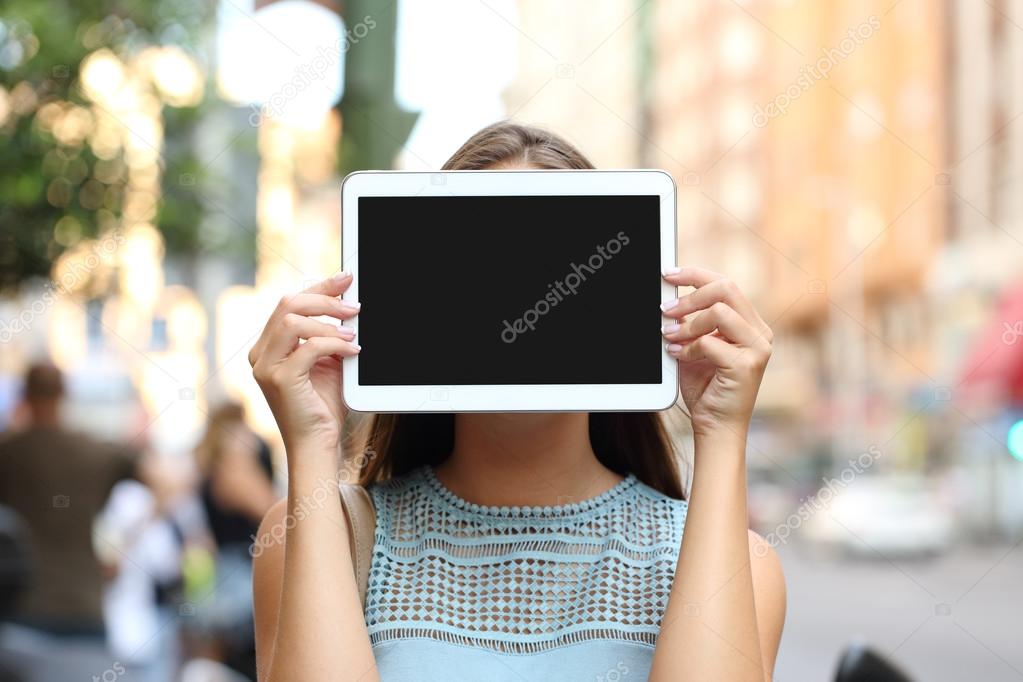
420, 465, 639, 518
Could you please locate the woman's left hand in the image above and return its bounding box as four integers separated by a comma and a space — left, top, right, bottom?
660, 267, 772, 438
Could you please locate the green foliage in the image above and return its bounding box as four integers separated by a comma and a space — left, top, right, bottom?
0, 0, 217, 290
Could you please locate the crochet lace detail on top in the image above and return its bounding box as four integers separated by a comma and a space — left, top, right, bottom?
365, 466, 688, 654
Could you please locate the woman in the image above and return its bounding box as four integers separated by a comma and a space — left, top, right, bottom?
195, 402, 277, 550
191, 402, 278, 679
250, 122, 786, 681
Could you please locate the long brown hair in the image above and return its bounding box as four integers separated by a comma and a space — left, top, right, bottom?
349, 121, 685, 500
194, 401, 247, 475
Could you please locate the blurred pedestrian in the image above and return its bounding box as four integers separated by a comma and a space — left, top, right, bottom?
182, 402, 276, 680
0, 362, 139, 638
194, 403, 277, 551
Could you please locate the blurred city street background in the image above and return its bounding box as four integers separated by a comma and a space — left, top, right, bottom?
1, 0, 1023, 680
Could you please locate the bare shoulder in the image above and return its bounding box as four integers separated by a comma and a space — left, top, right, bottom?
748, 531, 785, 584
748, 530, 786, 613
254, 498, 289, 566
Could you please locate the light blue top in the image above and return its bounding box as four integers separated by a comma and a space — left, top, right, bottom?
366, 466, 688, 681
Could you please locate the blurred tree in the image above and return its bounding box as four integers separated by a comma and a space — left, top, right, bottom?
0, 0, 217, 291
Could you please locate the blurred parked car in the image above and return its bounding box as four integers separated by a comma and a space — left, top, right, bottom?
804, 475, 954, 558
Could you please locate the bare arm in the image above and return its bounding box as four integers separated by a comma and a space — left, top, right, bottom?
252, 448, 376, 682
249, 274, 377, 682
651, 432, 786, 680
650, 268, 786, 681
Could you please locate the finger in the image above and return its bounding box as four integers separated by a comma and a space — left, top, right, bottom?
302, 271, 353, 297
284, 337, 361, 376
250, 286, 358, 367
282, 293, 361, 320
662, 265, 725, 288
263, 314, 356, 365
666, 334, 734, 366
662, 302, 760, 347
662, 278, 763, 328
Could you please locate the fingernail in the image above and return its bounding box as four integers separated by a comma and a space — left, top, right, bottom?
662, 266, 681, 276
337, 324, 355, 337
662, 323, 680, 334
341, 300, 361, 311
333, 270, 351, 281
666, 343, 683, 353
351, 343, 361, 352
660, 299, 678, 312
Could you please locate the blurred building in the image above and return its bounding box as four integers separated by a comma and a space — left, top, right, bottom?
929, 1, 1023, 383
503, 0, 644, 168
213, 112, 343, 443
929, 1, 1023, 535
647, 0, 946, 467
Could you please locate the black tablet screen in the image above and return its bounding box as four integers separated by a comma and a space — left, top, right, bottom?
356, 195, 663, 385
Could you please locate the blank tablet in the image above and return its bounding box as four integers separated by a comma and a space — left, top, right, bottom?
341, 169, 677, 412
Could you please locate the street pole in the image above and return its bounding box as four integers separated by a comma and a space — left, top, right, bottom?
338, 0, 419, 175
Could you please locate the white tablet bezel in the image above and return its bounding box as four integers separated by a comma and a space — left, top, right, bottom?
340, 169, 678, 413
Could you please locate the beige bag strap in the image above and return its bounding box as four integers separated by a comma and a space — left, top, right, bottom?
338, 483, 376, 606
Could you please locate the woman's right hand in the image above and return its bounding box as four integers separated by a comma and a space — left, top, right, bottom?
249, 273, 361, 454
